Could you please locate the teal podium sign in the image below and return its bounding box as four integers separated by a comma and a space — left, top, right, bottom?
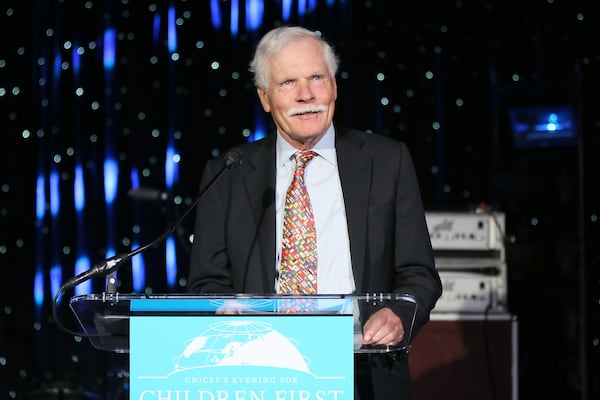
130, 313, 354, 399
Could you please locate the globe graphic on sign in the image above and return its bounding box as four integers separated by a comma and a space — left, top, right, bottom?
172, 320, 311, 373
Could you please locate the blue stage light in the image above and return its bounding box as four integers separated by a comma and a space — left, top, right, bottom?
166, 236, 177, 288
132, 245, 146, 293
74, 165, 85, 212
211, 0, 222, 29
246, 0, 263, 30
50, 170, 60, 217
231, 0, 239, 35
103, 28, 116, 70
36, 175, 45, 220
104, 158, 118, 205
74, 256, 92, 296
168, 6, 177, 53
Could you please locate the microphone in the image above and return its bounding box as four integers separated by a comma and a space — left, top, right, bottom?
127, 187, 169, 202
223, 148, 242, 168
57, 148, 244, 294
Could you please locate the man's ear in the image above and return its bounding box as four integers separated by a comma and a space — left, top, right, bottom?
256, 87, 271, 113
332, 78, 338, 101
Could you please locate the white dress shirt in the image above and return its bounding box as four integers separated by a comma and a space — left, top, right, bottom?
275, 124, 355, 294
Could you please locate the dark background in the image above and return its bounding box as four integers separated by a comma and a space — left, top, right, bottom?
1, 1, 598, 399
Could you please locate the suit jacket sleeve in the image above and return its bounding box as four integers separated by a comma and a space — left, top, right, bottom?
337, 128, 442, 342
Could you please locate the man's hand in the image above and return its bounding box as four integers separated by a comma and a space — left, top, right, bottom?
361, 307, 405, 346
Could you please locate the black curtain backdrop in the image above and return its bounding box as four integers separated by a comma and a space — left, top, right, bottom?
1, 1, 598, 399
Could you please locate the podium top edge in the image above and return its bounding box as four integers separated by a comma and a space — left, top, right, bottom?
70, 292, 416, 304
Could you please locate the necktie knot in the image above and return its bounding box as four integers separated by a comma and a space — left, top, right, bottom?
293, 150, 317, 171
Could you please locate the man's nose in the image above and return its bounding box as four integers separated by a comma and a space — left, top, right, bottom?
296, 80, 315, 101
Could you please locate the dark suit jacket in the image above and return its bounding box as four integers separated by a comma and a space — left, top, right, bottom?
187, 126, 442, 399
187, 126, 441, 340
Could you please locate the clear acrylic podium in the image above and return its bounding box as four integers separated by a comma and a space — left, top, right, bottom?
69, 292, 418, 354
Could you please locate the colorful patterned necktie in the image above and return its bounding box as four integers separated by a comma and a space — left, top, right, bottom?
279, 150, 318, 297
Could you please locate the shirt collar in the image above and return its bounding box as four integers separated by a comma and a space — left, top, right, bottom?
276, 124, 337, 166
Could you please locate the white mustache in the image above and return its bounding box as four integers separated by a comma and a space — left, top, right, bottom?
287, 105, 327, 116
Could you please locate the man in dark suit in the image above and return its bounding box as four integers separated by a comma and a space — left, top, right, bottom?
187, 25, 442, 400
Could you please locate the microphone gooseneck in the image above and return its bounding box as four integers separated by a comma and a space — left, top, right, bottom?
53, 149, 243, 337
68, 148, 243, 293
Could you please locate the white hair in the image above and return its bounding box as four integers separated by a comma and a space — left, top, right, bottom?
248, 26, 339, 91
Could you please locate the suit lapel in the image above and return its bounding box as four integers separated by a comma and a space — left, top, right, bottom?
335, 128, 372, 290
237, 130, 373, 292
